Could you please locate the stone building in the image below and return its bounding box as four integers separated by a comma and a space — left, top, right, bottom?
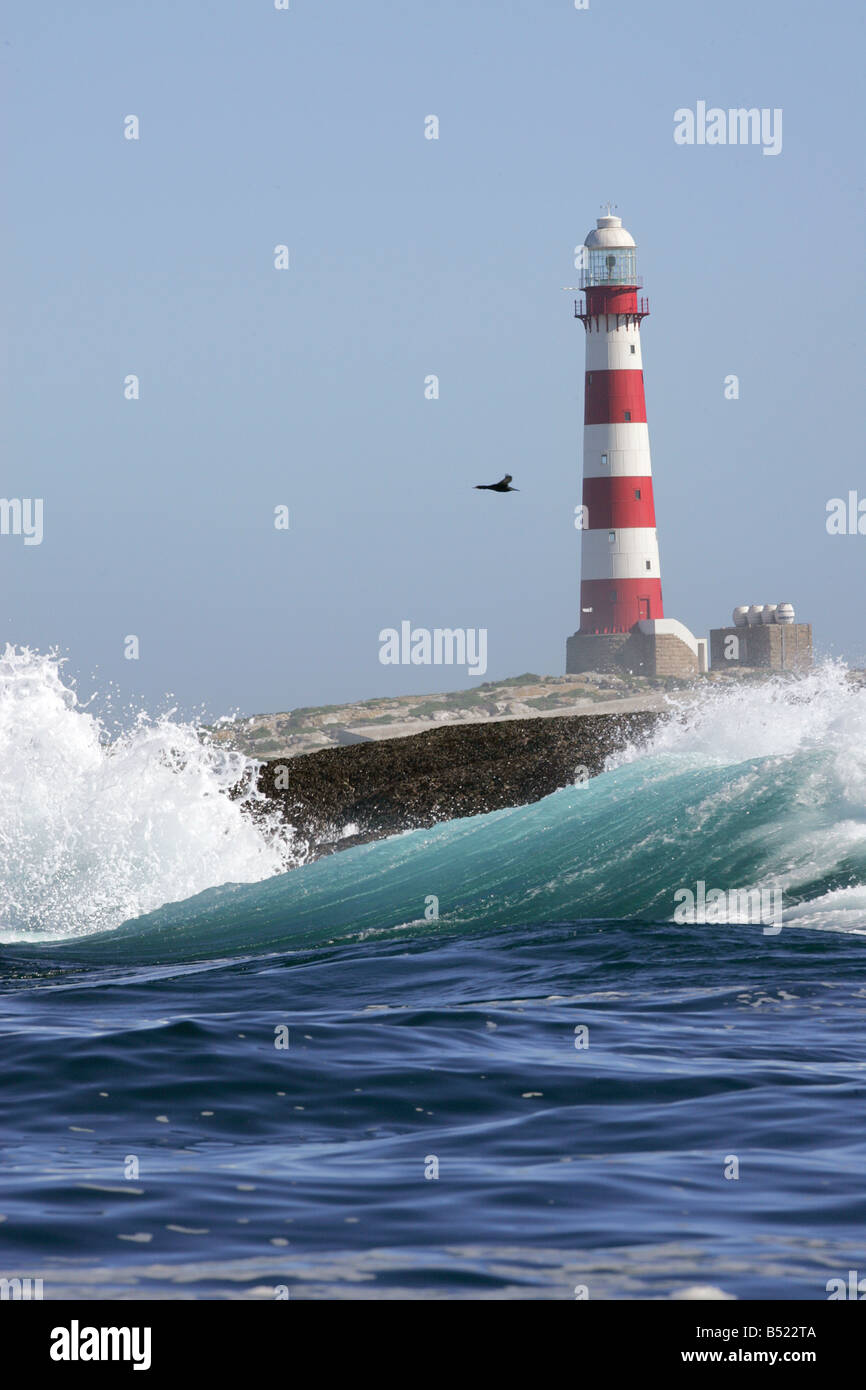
710, 616, 812, 672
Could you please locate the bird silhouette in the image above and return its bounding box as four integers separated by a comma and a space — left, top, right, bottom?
474, 474, 519, 492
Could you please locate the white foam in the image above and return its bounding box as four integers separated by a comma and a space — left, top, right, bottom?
0, 647, 294, 941
609, 664, 866, 933
611, 662, 864, 772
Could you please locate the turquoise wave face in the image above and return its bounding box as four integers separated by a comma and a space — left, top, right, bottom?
49, 727, 866, 965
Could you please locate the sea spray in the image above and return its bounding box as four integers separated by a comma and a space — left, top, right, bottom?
608, 661, 866, 774
605, 663, 866, 933
0, 646, 295, 941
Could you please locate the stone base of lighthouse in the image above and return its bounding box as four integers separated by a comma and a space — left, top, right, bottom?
566, 619, 704, 678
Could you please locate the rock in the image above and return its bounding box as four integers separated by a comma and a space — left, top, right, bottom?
254, 709, 661, 861
331, 726, 373, 746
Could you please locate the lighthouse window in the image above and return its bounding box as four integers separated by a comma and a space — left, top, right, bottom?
601, 452, 608, 466
630, 345, 636, 354
634, 488, 641, 500
608, 530, 616, 542
610, 591, 617, 602
645, 560, 651, 570
624, 410, 632, 421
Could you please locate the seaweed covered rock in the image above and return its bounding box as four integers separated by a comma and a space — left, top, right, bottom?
256, 710, 660, 859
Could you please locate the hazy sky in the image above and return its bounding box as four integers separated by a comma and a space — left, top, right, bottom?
2, 0, 864, 718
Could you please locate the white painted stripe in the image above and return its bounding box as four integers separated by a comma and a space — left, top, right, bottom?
582, 447, 653, 480
581, 527, 661, 580
582, 422, 653, 479
585, 324, 644, 372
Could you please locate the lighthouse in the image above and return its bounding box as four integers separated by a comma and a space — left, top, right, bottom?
566, 208, 704, 678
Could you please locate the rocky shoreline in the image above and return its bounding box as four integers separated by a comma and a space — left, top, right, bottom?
212, 671, 693, 761
254, 707, 663, 860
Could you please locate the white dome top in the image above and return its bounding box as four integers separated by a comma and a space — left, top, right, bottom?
584, 214, 636, 250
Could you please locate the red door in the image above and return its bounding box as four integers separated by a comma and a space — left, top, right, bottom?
638, 597, 651, 621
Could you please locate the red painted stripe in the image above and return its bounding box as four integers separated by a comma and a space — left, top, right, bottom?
584, 286, 639, 316
584, 369, 647, 425
579, 578, 664, 634
582, 476, 656, 530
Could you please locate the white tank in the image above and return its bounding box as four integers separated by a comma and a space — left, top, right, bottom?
747, 605, 764, 626
776, 602, 795, 625
732, 606, 749, 627
761, 604, 778, 624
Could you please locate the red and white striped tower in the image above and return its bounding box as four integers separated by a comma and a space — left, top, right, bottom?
576, 210, 661, 635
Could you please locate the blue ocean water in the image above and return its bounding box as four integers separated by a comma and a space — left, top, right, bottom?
2, 652, 866, 1299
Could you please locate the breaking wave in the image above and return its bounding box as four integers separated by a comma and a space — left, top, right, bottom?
4, 651, 866, 952
0, 647, 292, 941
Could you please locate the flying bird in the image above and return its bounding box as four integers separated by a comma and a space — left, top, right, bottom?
474, 474, 519, 492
